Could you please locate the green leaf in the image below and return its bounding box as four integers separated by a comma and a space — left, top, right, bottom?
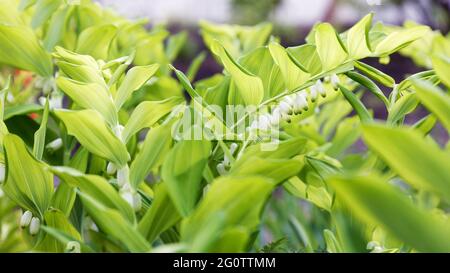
50, 166, 135, 223
187, 52, 206, 81
2, 134, 53, 218
40, 225, 94, 253
286, 44, 322, 75
269, 42, 310, 91
329, 174, 450, 252
55, 109, 129, 167
37, 209, 81, 252
129, 123, 173, 187
233, 137, 307, 170
354, 61, 395, 87
362, 124, 450, 202
51, 183, 76, 218
31, 0, 63, 29
79, 192, 150, 253
345, 13, 373, 59
33, 98, 49, 160
56, 61, 105, 85
314, 23, 348, 71
323, 229, 343, 253
56, 77, 117, 126
4, 104, 42, 120
387, 93, 418, 124
166, 31, 187, 62
345, 71, 389, 106
412, 80, 450, 131
181, 176, 274, 252
138, 183, 181, 243
230, 157, 302, 185
375, 26, 430, 56
122, 97, 183, 142
211, 41, 264, 105
115, 64, 160, 109
338, 84, 372, 124
162, 140, 211, 216
431, 55, 450, 89
76, 24, 117, 60
0, 24, 53, 76
43, 5, 74, 51
240, 47, 284, 98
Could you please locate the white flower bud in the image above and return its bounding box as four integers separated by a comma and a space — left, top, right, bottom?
29, 217, 40, 235
295, 93, 309, 111
331, 74, 340, 90
46, 138, 63, 151
216, 163, 226, 175
0, 163, 5, 183
106, 162, 117, 175
120, 191, 134, 207
117, 166, 129, 187
113, 125, 125, 141
279, 101, 292, 115
315, 80, 326, 97
65, 241, 81, 253
7, 93, 14, 103
20, 210, 33, 228
229, 143, 238, 155
309, 86, 318, 102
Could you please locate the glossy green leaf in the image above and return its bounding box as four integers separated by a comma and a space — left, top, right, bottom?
50, 166, 135, 223
211, 41, 264, 105
123, 97, 183, 142
55, 109, 129, 167
375, 26, 430, 56
345, 71, 389, 106
56, 77, 117, 126
362, 124, 450, 202
269, 42, 310, 91
346, 13, 373, 59
354, 61, 395, 87
314, 23, 348, 71
162, 140, 211, 216
387, 93, 418, 124
2, 134, 53, 218
115, 64, 160, 109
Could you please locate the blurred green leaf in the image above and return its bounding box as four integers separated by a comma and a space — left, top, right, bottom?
329, 173, 450, 252
362, 124, 450, 202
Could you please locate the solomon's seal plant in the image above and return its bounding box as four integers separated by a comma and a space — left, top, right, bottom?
0, 0, 449, 253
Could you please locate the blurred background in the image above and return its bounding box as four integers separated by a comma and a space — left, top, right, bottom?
96, 0, 449, 145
